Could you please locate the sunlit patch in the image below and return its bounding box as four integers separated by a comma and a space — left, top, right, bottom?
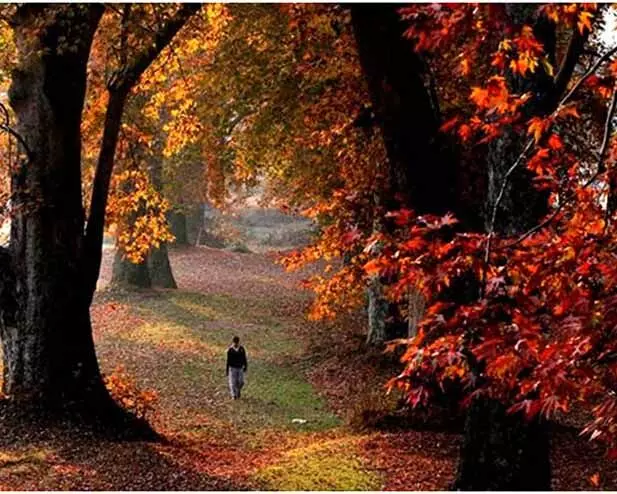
118, 321, 225, 358
0, 448, 53, 476
165, 296, 221, 321
252, 436, 383, 490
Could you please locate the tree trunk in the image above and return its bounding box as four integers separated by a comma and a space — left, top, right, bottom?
456, 6, 558, 489
148, 243, 177, 289
350, 4, 456, 216
168, 210, 188, 245
366, 275, 388, 345
111, 249, 151, 289
3, 5, 108, 405
84, 87, 130, 299
454, 399, 550, 490
351, 4, 455, 345
407, 287, 425, 338
146, 144, 176, 289
109, 165, 153, 290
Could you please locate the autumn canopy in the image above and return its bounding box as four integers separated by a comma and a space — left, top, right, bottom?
0, 2, 616, 490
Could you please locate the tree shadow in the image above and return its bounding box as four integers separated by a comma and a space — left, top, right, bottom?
0, 421, 244, 490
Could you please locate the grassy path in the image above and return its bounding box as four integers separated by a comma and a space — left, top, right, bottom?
92, 246, 385, 490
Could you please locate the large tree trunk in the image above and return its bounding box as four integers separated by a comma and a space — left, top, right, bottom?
350, 5, 455, 216
3, 5, 108, 405
455, 399, 551, 490
351, 4, 455, 345
456, 7, 563, 490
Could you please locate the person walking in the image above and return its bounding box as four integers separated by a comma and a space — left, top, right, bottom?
226, 336, 248, 399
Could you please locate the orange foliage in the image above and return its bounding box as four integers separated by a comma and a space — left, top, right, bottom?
106, 170, 175, 263
104, 365, 158, 420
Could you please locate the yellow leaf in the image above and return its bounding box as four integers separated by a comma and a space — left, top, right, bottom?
542, 58, 554, 77
578, 11, 594, 34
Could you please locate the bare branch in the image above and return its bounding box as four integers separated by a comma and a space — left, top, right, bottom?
560, 45, 617, 107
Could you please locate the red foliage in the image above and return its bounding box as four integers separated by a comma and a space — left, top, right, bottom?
285, 2, 617, 460
353, 2, 617, 456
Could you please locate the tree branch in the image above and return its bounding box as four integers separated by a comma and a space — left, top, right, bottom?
119, 4, 132, 67
483, 44, 617, 270
83, 4, 201, 298
107, 4, 201, 92
551, 29, 590, 107
504, 80, 617, 249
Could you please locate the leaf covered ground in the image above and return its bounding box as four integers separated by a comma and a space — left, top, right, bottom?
0, 245, 615, 490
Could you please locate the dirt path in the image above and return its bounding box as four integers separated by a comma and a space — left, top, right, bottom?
92, 246, 617, 491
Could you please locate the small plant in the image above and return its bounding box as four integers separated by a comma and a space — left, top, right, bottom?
103, 366, 158, 420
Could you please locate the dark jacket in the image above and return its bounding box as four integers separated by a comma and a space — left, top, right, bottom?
226, 345, 247, 373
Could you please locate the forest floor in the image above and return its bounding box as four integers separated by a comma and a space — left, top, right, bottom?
0, 245, 616, 490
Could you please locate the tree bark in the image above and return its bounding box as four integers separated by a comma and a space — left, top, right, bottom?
351, 4, 455, 345
168, 210, 188, 245
4, 5, 108, 404
111, 249, 151, 289
148, 243, 177, 289
146, 137, 177, 289
366, 275, 388, 345
84, 87, 130, 299
454, 399, 551, 490
456, 7, 563, 490
350, 4, 455, 216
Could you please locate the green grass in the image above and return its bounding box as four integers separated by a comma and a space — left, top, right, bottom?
95, 288, 340, 434
252, 438, 383, 490
90, 285, 387, 490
